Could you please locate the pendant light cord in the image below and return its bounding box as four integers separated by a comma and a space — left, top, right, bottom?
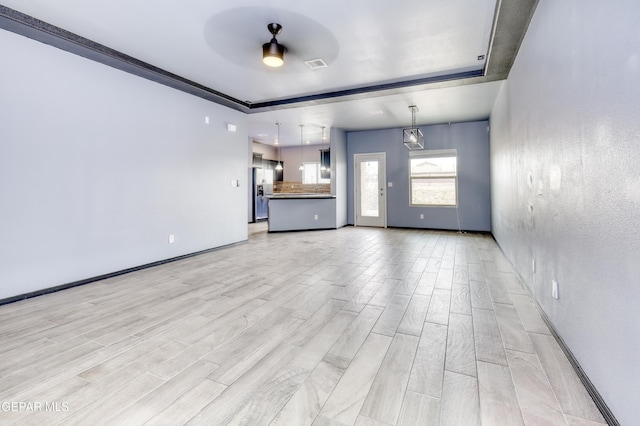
299, 124, 305, 171
275, 122, 283, 171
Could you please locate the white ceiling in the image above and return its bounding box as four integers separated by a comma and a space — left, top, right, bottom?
2, 0, 520, 145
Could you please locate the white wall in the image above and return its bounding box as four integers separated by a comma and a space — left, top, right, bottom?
0, 29, 248, 300
490, 1, 640, 423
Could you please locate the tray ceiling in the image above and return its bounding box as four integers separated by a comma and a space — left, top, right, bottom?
0, 0, 538, 144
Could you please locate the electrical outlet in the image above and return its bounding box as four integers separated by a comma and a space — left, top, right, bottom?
552, 279, 559, 299
168, 234, 175, 244
420, 213, 424, 219
314, 214, 318, 220
532, 259, 536, 273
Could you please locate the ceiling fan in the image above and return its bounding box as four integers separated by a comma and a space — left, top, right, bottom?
262, 23, 287, 67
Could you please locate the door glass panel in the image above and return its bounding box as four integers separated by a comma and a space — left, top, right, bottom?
360, 161, 379, 217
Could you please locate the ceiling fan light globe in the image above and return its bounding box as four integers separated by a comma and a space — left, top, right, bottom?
263, 56, 283, 67
263, 40, 285, 67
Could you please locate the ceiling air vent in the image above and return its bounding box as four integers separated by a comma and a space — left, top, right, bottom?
304, 58, 328, 70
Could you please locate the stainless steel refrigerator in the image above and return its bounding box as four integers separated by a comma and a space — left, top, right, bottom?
252, 167, 274, 222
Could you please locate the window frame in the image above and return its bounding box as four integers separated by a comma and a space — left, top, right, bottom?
409, 149, 458, 207
302, 162, 330, 184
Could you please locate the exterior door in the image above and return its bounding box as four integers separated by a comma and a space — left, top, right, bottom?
355, 153, 387, 227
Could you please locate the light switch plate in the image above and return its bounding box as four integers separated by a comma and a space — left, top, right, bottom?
552, 280, 559, 299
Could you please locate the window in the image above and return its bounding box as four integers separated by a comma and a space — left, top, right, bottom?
302, 162, 330, 184
410, 150, 457, 206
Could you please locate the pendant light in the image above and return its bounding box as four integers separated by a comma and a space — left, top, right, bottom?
403, 105, 424, 150
298, 124, 305, 171
320, 126, 327, 171
275, 122, 283, 171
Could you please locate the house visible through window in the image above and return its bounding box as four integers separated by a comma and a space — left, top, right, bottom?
302, 162, 330, 184
410, 150, 457, 206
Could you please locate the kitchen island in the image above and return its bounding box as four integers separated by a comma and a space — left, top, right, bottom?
267, 194, 337, 232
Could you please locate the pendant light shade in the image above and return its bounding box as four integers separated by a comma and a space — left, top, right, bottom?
403, 105, 424, 150
263, 24, 286, 67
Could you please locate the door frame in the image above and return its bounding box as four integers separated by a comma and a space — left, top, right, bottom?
354, 152, 387, 228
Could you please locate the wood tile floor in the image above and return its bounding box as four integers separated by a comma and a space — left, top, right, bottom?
0, 226, 607, 425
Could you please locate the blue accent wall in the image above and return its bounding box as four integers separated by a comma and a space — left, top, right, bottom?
347, 120, 490, 231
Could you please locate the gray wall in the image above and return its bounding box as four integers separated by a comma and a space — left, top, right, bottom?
0, 29, 248, 300
268, 198, 337, 232
489, 0, 640, 423
347, 121, 491, 231
280, 144, 325, 182
331, 128, 348, 227
251, 141, 278, 161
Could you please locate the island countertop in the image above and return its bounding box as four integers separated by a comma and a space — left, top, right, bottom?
266, 193, 335, 199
